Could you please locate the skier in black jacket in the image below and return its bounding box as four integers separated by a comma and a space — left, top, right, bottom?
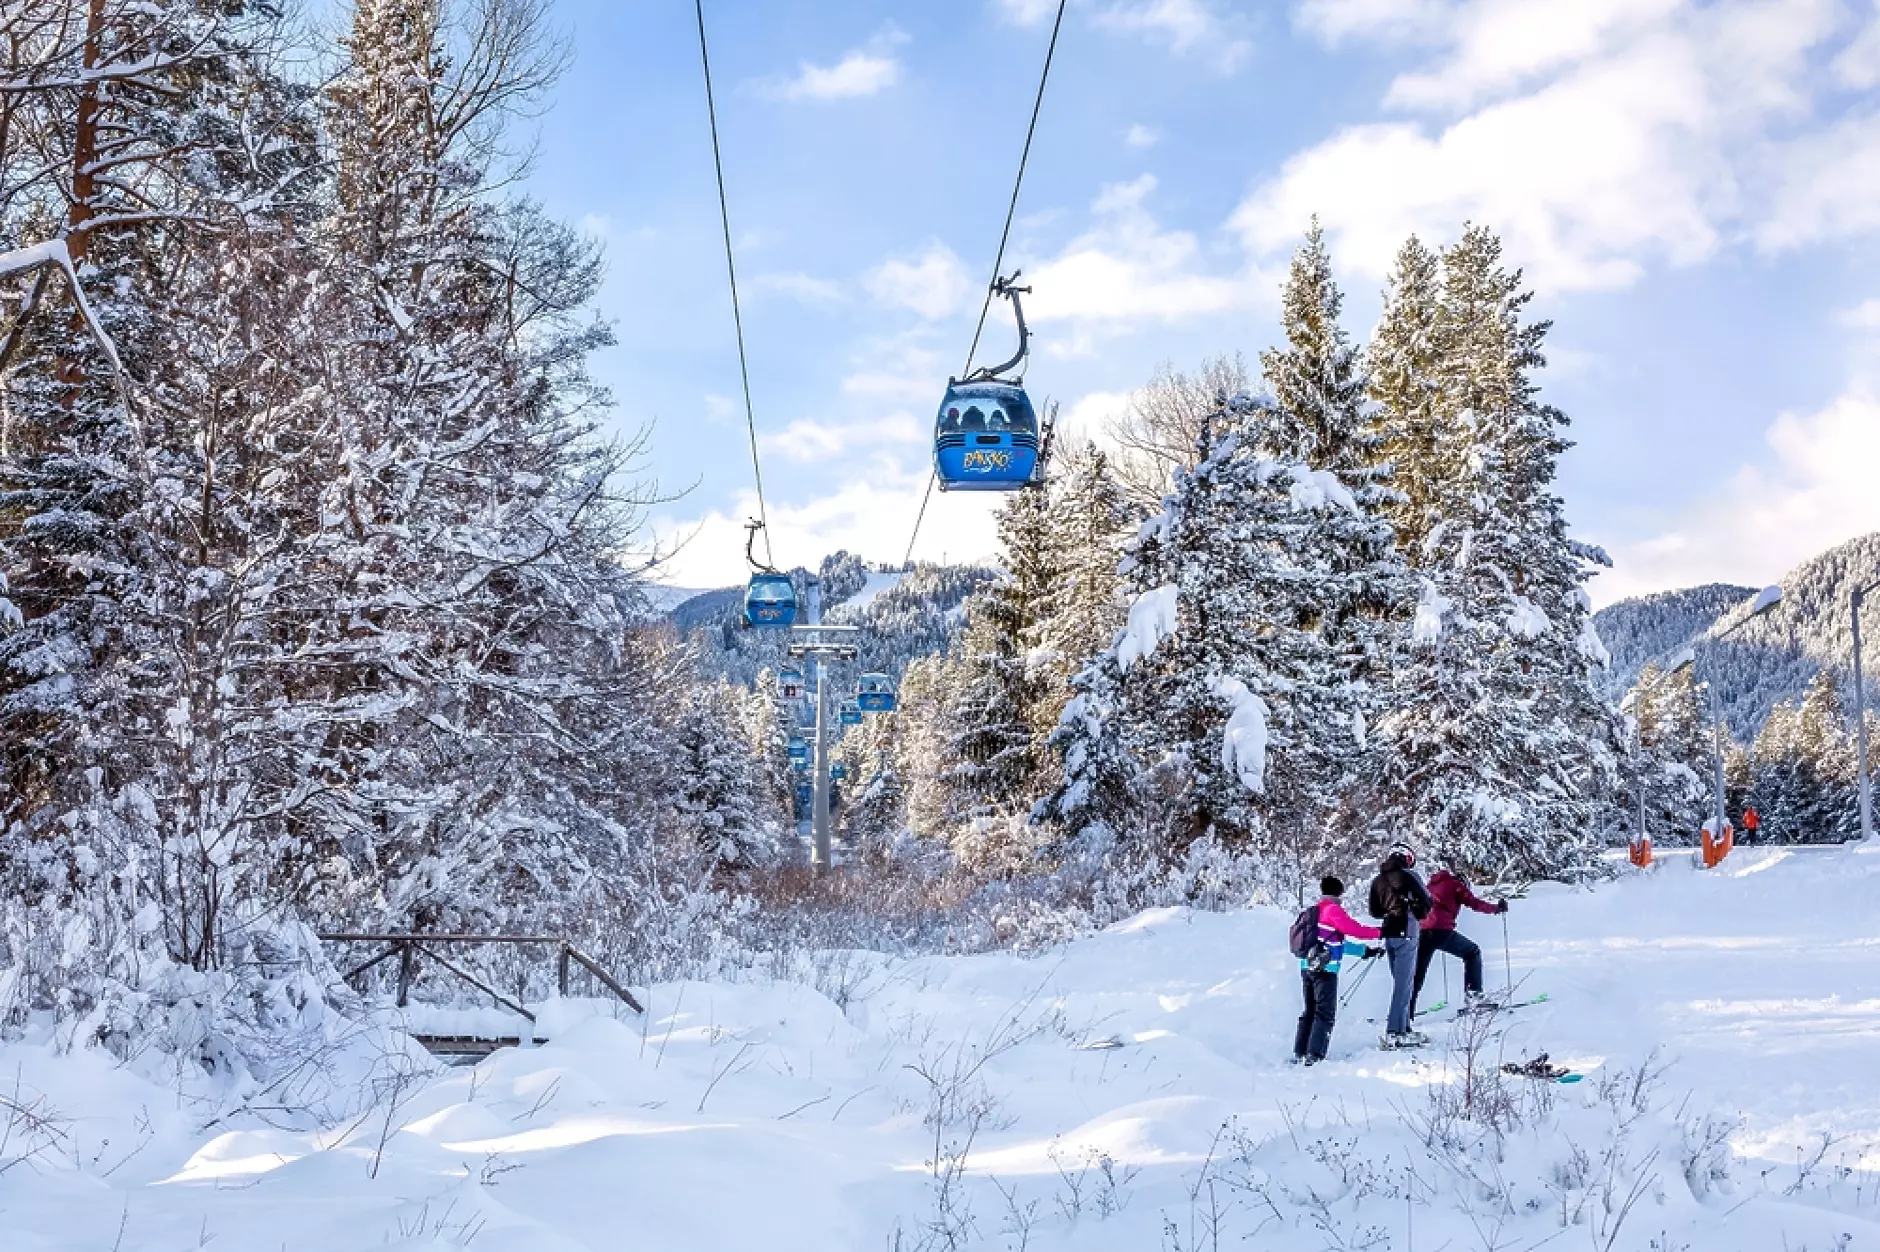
1368, 843, 1433, 1048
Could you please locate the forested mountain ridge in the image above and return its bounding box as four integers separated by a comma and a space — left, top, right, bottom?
1595, 531, 1880, 735
674, 554, 995, 688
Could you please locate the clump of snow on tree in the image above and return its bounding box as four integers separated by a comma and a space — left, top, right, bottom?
1212, 677, 1269, 795
1118, 584, 1179, 671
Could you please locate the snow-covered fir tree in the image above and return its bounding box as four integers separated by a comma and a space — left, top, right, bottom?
945, 484, 1056, 822
1626, 663, 1712, 842
1748, 670, 1858, 842
1366, 235, 1447, 562
1030, 442, 1132, 760
676, 680, 777, 872
1373, 225, 1622, 879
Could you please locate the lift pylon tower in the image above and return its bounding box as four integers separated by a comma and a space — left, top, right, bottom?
788, 621, 859, 872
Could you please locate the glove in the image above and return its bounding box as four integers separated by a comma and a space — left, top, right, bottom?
1496, 900, 1510, 914
1363, 945, 1385, 960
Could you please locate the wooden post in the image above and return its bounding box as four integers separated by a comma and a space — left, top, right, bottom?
396, 940, 416, 1007
557, 944, 571, 998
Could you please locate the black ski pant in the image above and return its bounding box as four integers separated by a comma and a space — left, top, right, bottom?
1294, 968, 1338, 1060
1411, 927, 1482, 1012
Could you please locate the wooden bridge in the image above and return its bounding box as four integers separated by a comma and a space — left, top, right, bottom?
320, 932, 643, 1060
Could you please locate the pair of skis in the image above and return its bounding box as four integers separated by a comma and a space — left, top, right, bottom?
1368, 992, 1549, 1026
1502, 1052, 1583, 1084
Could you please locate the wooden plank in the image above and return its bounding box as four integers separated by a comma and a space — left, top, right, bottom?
410, 943, 536, 1023
567, 947, 645, 1013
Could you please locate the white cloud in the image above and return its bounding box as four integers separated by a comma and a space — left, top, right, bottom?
1835, 1, 1880, 87
749, 271, 845, 306
758, 413, 924, 463
1125, 123, 1160, 148
994, 0, 1060, 26
1028, 176, 1271, 330
1294, 0, 1449, 45
865, 242, 973, 320
1058, 389, 1133, 444
1595, 389, 1880, 603
1757, 109, 1880, 252
1837, 298, 1880, 330
1096, 0, 1251, 71
778, 29, 908, 102
1248, 0, 1873, 292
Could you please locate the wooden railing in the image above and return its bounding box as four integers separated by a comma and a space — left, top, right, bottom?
319, 933, 644, 1022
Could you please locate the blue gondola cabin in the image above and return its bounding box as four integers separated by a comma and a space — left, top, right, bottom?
857, 673, 897, 713
745, 572, 797, 628
933, 381, 1039, 491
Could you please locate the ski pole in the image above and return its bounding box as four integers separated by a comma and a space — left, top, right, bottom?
1340, 951, 1378, 1008
1501, 911, 1513, 998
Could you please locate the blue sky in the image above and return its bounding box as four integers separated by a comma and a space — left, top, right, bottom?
518, 0, 1880, 602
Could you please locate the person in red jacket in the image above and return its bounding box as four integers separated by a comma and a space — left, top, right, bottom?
1410, 865, 1506, 1015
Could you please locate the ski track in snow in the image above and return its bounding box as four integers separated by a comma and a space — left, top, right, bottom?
5, 848, 1880, 1250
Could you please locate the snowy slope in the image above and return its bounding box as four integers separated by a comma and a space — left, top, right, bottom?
5, 849, 1879, 1250
827, 568, 904, 619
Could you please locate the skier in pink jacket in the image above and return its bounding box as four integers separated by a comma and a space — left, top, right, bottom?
1411, 866, 1507, 1015
1293, 875, 1382, 1065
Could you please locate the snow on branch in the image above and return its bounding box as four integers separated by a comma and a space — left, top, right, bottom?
1118, 584, 1179, 671
1212, 677, 1268, 795
0, 238, 132, 394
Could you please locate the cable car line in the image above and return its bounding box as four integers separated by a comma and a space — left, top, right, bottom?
903, 0, 1069, 568
693, 0, 774, 571
961, 0, 1068, 379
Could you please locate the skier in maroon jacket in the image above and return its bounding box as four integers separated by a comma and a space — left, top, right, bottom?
1411, 865, 1507, 1014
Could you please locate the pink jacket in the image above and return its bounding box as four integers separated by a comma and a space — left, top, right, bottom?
1318, 897, 1381, 942
1426, 870, 1498, 932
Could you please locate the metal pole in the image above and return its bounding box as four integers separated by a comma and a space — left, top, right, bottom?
1855, 586, 1874, 844
808, 579, 832, 872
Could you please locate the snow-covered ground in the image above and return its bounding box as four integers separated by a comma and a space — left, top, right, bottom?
5, 847, 1879, 1251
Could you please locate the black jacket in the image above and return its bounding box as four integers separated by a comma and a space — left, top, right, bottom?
1367, 853, 1433, 939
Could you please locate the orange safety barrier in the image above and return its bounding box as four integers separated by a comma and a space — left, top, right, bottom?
1700, 822, 1734, 869
1627, 835, 1654, 868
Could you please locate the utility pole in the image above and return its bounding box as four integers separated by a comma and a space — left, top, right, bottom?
1853, 581, 1878, 843
789, 613, 857, 874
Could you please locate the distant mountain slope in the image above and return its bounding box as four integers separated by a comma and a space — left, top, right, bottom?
1595, 583, 1756, 696
1593, 532, 1880, 734
676, 552, 994, 689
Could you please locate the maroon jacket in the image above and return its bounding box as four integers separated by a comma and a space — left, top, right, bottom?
1425, 870, 1498, 932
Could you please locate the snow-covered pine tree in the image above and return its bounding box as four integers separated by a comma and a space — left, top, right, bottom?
1373, 225, 1623, 880
290, 0, 672, 935
1031, 442, 1131, 762
742, 668, 799, 827
677, 680, 776, 872
1047, 390, 1402, 873
1748, 670, 1857, 842
1627, 663, 1712, 842
946, 482, 1057, 823
892, 653, 961, 843
0, 0, 324, 981
1365, 235, 1447, 562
